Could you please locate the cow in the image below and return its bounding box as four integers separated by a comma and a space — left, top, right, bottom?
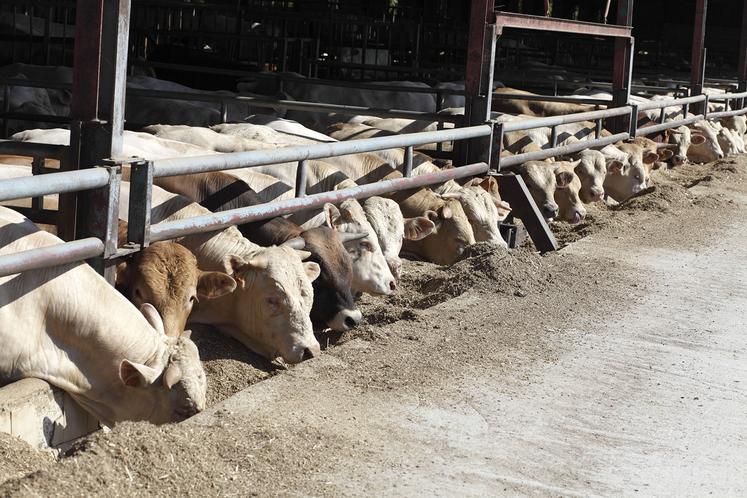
492, 87, 600, 117
146, 124, 477, 265
602, 141, 659, 202
119, 182, 324, 364
552, 160, 587, 224
150, 172, 372, 333
361, 196, 435, 280
116, 224, 237, 338
0, 206, 207, 426
504, 161, 573, 221
569, 149, 607, 203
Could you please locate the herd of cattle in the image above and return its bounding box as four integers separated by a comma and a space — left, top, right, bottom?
0, 63, 744, 430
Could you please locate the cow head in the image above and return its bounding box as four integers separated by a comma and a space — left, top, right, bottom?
509, 161, 560, 221
116, 242, 236, 338
203, 245, 321, 364
553, 163, 586, 224
440, 181, 507, 248
571, 150, 606, 203
116, 304, 207, 424
664, 126, 695, 166
717, 127, 745, 156
362, 196, 434, 280
603, 143, 656, 202
324, 200, 396, 295
687, 122, 724, 163
401, 194, 475, 265
294, 224, 362, 330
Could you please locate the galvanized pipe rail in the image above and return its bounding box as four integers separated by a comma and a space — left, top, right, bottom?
151, 125, 491, 177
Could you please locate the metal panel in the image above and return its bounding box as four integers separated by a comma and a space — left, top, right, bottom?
493, 174, 557, 253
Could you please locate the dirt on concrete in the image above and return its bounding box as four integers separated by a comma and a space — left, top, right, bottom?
1, 155, 747, 496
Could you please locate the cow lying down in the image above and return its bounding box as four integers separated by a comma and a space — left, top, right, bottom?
0, 206, 207, 426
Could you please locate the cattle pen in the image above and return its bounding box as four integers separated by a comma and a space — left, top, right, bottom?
0, 0, 746, 493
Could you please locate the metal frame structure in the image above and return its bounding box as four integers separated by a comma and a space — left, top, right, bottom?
0, 0, 745, 281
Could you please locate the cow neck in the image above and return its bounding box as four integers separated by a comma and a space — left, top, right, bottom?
391, 188, 441, 217
179, 224, 261, 272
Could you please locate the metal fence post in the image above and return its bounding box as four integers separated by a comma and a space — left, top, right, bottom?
295, 159, 308, 197
126, 159, 153, 249
628, 104, 639, 138
403, 146, 414, 177
86, 163, 121, 281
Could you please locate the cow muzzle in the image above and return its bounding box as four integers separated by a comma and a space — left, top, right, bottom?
328, 308, 363, 331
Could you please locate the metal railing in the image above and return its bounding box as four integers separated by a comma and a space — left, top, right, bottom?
0, 85, 745, 279
0, 124, 491, 278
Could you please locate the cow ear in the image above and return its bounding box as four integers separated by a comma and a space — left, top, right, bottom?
294, 249, 312, 261
163, 364, 183, 390
404, 216, 436, 240
463, 177, 481, 188
140, 303, 165, 336
555, 171, 574, 188
479, 176, 498, 194
303, 261, 321, 282
425, 209, 440, 223
657, 149, 674, 161
643, 151, 659, 164
323, 203, 341, 228
197, 271, 237, 300
115, 258, 130, 289
691, 133, 706, 145
607, 160, 624, 174
119, 359, 161, 388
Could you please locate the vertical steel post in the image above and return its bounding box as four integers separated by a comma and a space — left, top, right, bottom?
611, 0, 634, 133
403, 146, 414, 178
295, 160, 308, 197
691, 0, 708, 114
126, 159, 153, 248
67, 0, 130, 284
738, 1, 747, 107
460, 0, 496, 166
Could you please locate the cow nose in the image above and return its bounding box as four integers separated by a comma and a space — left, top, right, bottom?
673, 155, 685, 165
718, 152, 724, 159
302, 347, 316, 360
389, 280, 397, 292
542, 205, 559, 220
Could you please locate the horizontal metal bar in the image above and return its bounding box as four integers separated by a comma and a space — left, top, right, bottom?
635, 95, 706, 111
0, 237, 103, 278
0, 168, 110, 202
708, 91, 747, 101
499, 106, 632, 132
635, 115, 704, 137
706, 108, 747, 119
500, 132, 630, 167
150, 162, 489, 242
152, 125, 492, 178
492, 93, 610, 106
494, 11, 633, 38
0, 140, 68, 159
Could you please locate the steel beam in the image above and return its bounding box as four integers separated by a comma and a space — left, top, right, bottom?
738, 1, 747, 104
611, 0, 634, 132
462, 0, 496, 166
68, 0, 129, 283
0, 238, 105, 279
691, 0, 708, 112
492, 174, 557, 253
494, 11, 632, 38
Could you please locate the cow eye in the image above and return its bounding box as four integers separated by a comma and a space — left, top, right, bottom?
360, 241, 373, 252
189, 295, 199, 305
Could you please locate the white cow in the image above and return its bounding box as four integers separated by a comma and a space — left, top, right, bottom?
0, 206, 206, 426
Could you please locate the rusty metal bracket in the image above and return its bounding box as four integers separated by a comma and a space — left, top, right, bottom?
491, 173, 558, 253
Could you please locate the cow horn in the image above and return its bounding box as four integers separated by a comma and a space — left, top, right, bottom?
339, 232, 368, 243
656, 143, 678, 150
282, 237, 306, 250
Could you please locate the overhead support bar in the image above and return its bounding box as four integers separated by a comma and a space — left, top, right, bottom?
493, 11, 633, 38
